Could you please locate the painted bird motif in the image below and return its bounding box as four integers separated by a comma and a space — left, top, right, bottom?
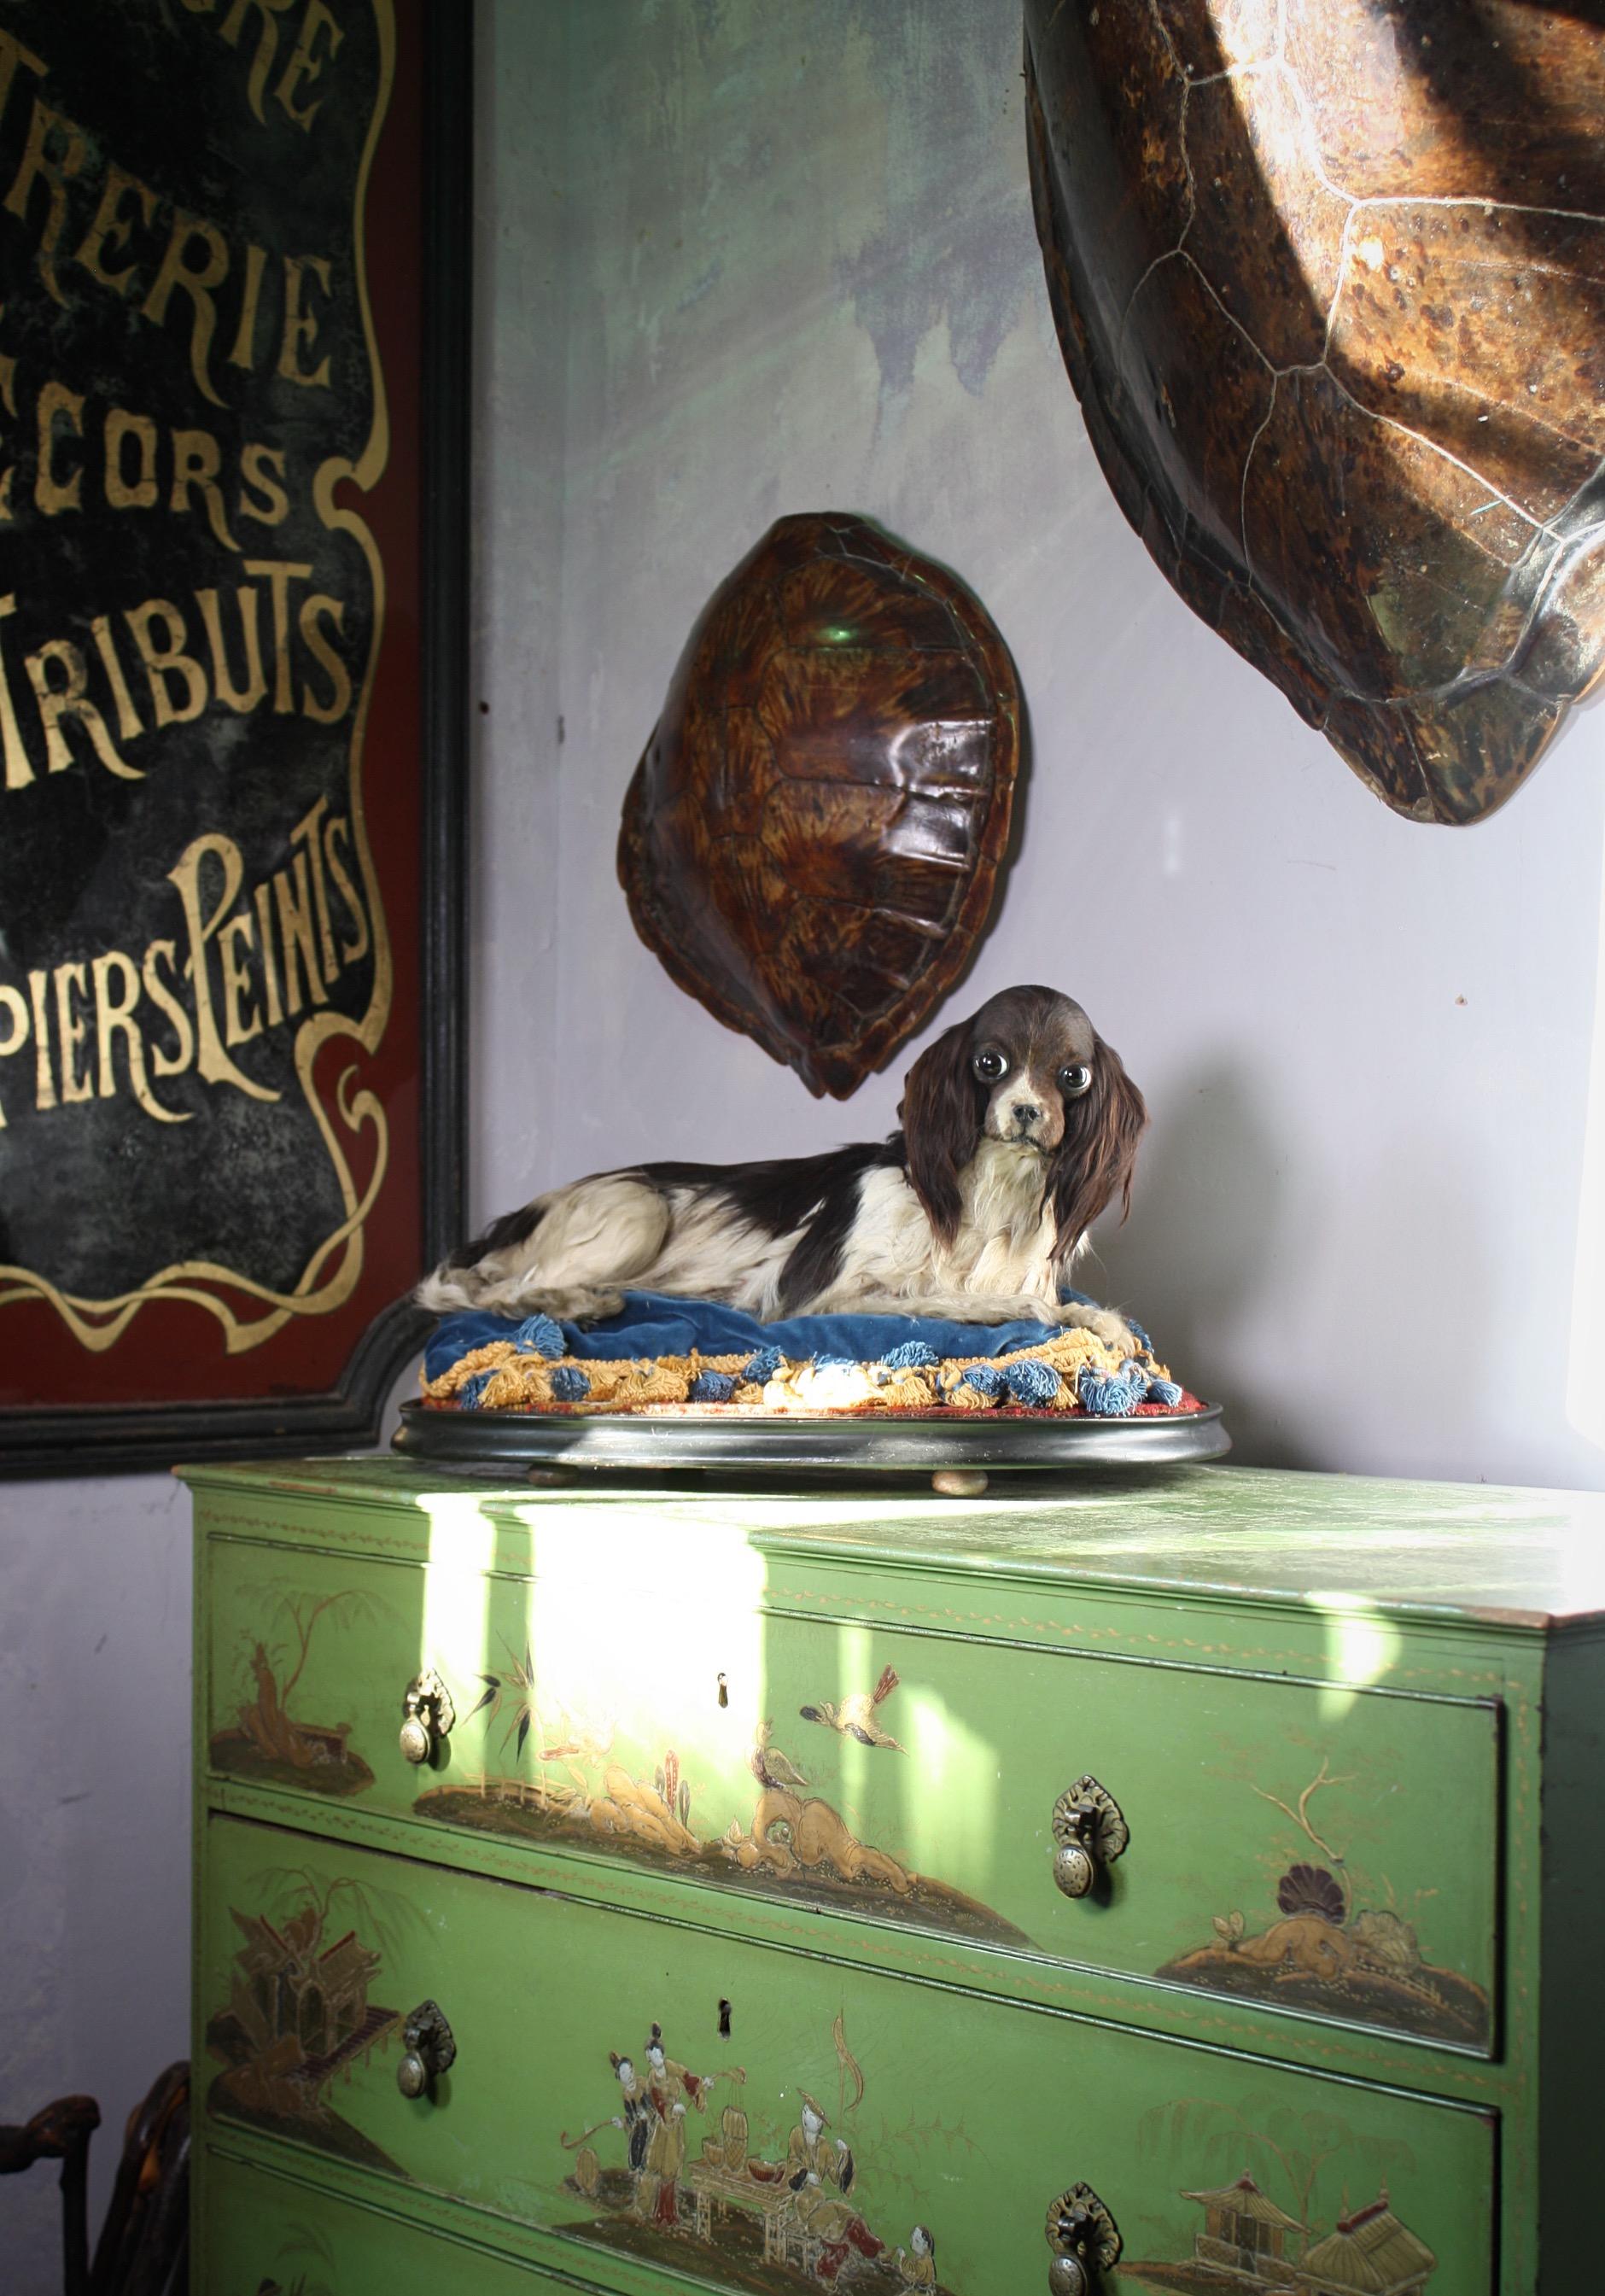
800, 1664, 903, 1751
750, 1719, 810, 1791
540, 1705, 616, 1791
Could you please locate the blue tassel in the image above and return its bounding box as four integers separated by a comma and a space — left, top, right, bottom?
744, 1347, 784, 1382
960, 1363, 1010, 1400
880, 1339, 940, 1370
458, 1370, 493, 1410
689, 1370, 738, 1403
1122, 1355, 1182, 1408
512, 1312, 566, 1359
549, 1364, 591, 1401
1077, 1364, 1146, 1417
1005, 1358, 1062, 1407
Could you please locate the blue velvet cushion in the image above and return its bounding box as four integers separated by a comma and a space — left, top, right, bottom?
423, 1287, 1103, 1384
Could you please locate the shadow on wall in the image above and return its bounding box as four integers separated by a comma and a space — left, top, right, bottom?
1093, 1062, 1503, 1478
1088, 1058, 1305, 1467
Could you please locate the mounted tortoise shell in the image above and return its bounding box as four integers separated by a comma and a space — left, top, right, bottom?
1024, 0, 1605, 825
618, 514, 1021, 1097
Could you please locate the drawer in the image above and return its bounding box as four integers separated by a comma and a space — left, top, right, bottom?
198, 1814, 1497, 2293
203, 1528, 1501, 2051
199, 2145, 560, 2291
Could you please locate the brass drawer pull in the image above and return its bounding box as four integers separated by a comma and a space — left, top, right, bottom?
400, 1669, 455, 1765
1051, 1775, 1128, 1898
1045, 2183, 1122, 2293
396, 2000, 457, 2099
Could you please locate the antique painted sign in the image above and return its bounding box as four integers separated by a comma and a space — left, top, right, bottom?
0, 0, 464, 1470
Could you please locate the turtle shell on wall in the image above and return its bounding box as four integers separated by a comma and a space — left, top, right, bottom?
618, 513, 1021, 1098
1024, 0, 1605, 826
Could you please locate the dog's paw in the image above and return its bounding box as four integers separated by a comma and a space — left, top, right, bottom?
536, 1286, 626, 1326
1057, 1302, 1141, 1356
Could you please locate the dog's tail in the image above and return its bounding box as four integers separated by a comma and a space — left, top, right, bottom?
415, 1265, 489, 1313
414, 1201, 546, 1313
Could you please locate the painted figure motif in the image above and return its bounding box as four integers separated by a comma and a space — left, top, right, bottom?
557, 2013, 962, 2293
783, 2094, 884, 2281
639, 2024, 711, 2229
1157, 1761, 1490, 2047
894, 2227, 937, 2289
612, 2050, 651, 2176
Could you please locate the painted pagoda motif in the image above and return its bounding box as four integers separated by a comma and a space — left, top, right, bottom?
1124, 2179, 1436, 2294
206, 1888, 401, 2172
1179, 2174, 1304, 2287
1300, 2189, 1437, 2296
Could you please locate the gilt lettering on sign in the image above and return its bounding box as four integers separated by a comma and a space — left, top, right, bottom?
0, 0, 397, 1355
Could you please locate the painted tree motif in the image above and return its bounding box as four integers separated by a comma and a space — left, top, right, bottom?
212, 1581, 388, 1794
1157, 1759, 1491, 2048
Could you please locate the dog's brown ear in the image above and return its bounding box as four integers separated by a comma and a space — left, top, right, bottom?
899, 1020, 979, 1247
1049, 1032, 1147, 1264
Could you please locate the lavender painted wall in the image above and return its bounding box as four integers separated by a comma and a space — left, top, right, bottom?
483, 0, 1605, 1491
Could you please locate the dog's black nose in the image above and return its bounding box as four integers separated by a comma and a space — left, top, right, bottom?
1011, 1102, 1042, 1135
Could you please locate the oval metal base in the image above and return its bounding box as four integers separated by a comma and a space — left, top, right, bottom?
394, 1399, 1229, 1481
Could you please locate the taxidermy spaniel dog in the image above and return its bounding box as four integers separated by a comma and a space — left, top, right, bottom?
419, 984, 1147, 1352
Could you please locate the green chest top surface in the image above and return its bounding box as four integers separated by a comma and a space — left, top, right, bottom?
184, 1458, 1605, 2294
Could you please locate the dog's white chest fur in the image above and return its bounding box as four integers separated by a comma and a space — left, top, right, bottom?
810, 1140, 1059, 1313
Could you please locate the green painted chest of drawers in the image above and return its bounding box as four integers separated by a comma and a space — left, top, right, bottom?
182, 1458, 1605, 2294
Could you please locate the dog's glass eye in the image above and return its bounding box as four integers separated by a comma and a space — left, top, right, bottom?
972, 1049, 1007, 1082
1059, 1063, 1093, 1097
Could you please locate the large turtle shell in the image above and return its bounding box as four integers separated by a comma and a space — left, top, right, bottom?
1024, 0, 1605, 825
618, 513, 1021, 1097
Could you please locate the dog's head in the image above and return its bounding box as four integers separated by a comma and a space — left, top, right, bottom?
897, 984, 1147, 1258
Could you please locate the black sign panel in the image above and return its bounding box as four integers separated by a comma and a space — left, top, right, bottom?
0, 1, 466, 1472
